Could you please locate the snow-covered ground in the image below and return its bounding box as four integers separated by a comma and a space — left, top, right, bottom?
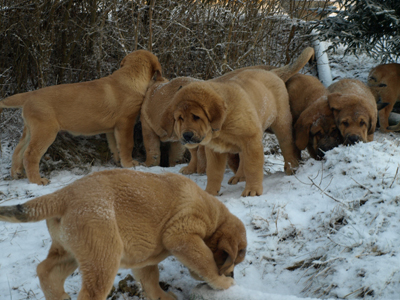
1, 47, 400, 300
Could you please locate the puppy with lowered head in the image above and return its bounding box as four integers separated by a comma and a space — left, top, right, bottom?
287, 74, 342, 160
170, 47, 315, 197
367, 63, 400, 132
0, 169, 247, 300
0, 50, 163, 185
327, 78, 387, 145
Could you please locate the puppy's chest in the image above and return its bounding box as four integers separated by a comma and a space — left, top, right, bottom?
208, 136, 240, 153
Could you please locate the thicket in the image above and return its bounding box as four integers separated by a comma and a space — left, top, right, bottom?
0, 0, 327, 172
317, 0, 400, 62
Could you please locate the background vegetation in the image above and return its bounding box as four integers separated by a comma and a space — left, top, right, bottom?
0, 0, 329, 171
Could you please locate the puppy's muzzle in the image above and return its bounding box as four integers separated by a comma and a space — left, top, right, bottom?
344, 134, 361, 146
183, 131, 194, 142
181, 131, 202, 145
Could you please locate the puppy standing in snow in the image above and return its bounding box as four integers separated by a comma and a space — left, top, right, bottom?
367, 63, 400, 132
0, 169, 247, 300
0, 50, 163, 185
170, 47, 315, 197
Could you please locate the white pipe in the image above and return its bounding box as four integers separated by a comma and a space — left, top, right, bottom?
312, 38, 332, 87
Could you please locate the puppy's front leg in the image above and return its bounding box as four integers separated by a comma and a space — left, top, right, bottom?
165, 235, 235, 290
228, 153, 245, 185
205, 147, 227, 196
132, 266, 177, 300
241, 139, 264, 197
180, 147, 199, 174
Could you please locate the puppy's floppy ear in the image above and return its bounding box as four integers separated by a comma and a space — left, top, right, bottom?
152, 60, 164, 81
294, 115, 312, 151
159, 110, 175, 137
205, 95, 227, 132
327, 92, 343, 111
214, 238, 237, 276
367, 106, 378, 135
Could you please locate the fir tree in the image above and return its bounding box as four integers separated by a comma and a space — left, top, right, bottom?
317, 0, 400, 62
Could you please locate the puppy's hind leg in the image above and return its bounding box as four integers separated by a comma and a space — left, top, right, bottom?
75, 225, 122, 300
37, 241, 78, 300
114, 120, 139, 168
23, 124, 58, 185
11, 125, 30, 179
271, 117, 299, 175
141, 117, 161, 167
133, 265, 177, 300
106, 132, 120, 164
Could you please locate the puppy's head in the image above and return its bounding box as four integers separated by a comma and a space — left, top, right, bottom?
328, 93, 376, 145
294, 98, 342, 159
120, 50, 163, 81
200, 214, 247, 279
172, 82, 227, 148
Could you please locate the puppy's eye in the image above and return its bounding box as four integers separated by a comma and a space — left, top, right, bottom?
360, 120, 366, 126
193, 114, 200, 121
342, 121, 349, 127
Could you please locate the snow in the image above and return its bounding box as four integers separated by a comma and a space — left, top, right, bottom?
1, 48, 400, 300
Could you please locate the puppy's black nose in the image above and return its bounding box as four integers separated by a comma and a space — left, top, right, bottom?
346, 135, 360, 145
183, 131, 194, 142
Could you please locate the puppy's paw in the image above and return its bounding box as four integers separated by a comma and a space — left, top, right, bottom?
11, 170, 26, 179
122, 160, 140, 168
210, 276, 236, 290
180, 165, 196, 175
61, 292, 72, 300
205, 187, 220, 196
39, 178, 50, 186
228, 175, 245, 185
166, 291, 178, 300
241, 187, 262, 197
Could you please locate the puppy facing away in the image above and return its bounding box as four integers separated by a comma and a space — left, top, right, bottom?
287, 74, 343, 160
327, 78, 387, 145
0, 50, 163, 185
170, 47, 315, 197
367, 63, 400, 132
0, 169, 247, 300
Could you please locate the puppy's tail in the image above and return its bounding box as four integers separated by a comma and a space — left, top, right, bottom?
0, 193, 65, 223
271, 47, 315, 83
0, 93, 28, 109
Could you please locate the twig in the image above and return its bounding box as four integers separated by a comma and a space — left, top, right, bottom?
351, 177, 373, 193
389, 165, 399, 188
308, 176, 349, 208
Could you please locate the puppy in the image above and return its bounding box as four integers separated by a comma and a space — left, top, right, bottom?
287, 74, 342, 160
0, 50, 163, 185
0, 169, 247, 300
327, 78, 385, 145
140, 77, 204, 173
170, 47, 315, 197
367, 63, 400, 132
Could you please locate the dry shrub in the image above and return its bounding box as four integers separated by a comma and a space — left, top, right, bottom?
0, 0, 329, 173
